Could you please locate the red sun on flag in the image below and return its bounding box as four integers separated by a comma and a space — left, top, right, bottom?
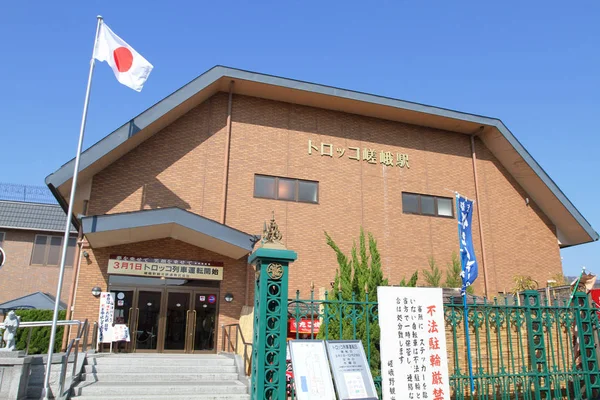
113, 47, 133, 72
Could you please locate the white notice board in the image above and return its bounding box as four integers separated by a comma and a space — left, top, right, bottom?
289, 340, 336, 400
378, 287, 451, 400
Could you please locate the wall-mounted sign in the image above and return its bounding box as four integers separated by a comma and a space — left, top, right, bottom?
0, 246, 5, 269
199, 295, 206, 302
378, 287, 451, 400
308, 140, 410, 168
98, 292, 114, 344
289, 340, 336, 400
208, 295, 216, 304
108, 255, 224, 281
326, 340, 378, 400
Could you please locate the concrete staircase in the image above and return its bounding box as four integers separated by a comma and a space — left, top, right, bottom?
70, 353, 250, 400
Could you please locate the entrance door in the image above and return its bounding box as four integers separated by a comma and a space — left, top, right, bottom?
163, 291, 191, 352
134, 290, 162, 352
111, 289, 134, 352
190, 291, 218, 352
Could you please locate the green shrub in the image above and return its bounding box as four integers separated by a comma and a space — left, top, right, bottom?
11, 310, 67, 354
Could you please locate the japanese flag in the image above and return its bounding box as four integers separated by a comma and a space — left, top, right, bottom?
94, 22, 153, 92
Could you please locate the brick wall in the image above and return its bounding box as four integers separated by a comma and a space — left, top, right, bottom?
0, 228, 73, 304
81, 91, 562, 323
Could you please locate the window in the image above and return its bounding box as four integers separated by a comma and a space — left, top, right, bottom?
0, 232, 4, 248
402, 192, 454, 218
254, 175, 318, 204
31, 235, 77, 266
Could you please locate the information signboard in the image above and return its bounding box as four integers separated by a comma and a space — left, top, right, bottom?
97, 292, 115, 344
378, 287, 451, 400
289, 340, 336, 400
326, 340, 378, 400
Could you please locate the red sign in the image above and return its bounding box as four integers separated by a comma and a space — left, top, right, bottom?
590, 289, 600, 312
288, 318, 321, 334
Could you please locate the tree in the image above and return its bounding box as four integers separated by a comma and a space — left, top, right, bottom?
422, 256, 442, 287
512, 275, 538, 294
445, 251, 474, 295
547, 273, 569, 287
318, 228, 387, 378
399, 271, 419, 287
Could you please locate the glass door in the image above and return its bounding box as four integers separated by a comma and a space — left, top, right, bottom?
134, 290, 162, 352
191, 291, 218, 352
110, 289, 134, 352
163, 291, 191, 352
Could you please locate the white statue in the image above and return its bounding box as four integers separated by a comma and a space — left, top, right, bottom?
1, 311, 20, 351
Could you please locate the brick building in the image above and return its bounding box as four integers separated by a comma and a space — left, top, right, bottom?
45, 66, 598, 353
0, 187, 77, 307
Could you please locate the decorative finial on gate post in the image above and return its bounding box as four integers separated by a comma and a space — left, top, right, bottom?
260, 211, 285, 249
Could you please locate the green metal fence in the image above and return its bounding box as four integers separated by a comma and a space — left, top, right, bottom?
286, 289, 600, 399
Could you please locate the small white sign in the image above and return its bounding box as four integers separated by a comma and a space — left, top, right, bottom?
289, 340, 336, 400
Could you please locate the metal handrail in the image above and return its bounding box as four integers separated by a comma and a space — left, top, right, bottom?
0, 320, 82, 356
57, 319, 90, 399
221, 323, 252, 376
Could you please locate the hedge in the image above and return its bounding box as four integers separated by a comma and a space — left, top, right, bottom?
8, 310, 67, 354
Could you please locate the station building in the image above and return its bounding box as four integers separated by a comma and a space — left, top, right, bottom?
45, 66, 598, 353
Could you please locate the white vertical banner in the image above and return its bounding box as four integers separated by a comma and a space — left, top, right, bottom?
378, 287, 451, 400
97, 292, 115, 343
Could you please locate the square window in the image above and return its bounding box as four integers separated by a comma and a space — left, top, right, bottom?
437, 198, 453, 217
420, 196, 435, 215
47, 236, 62, 266
402, 193, 419, 214
66, 237, 77, 267
31, 235, 48, 265
298, 181, 318, 203
254, 175, 276, 199
278, 178, 296, 201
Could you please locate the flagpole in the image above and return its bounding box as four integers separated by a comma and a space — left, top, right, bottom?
457, 193, 476, 396
43, 15, 103, 399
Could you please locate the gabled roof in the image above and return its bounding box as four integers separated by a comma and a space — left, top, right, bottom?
46, 66, 598, 247
0, 291, 66, 312
81, 207, 257, 259
0, 200, 76, 233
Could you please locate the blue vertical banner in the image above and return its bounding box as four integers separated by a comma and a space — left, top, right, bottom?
456, 194, 478, 395
458, 196, 479, 294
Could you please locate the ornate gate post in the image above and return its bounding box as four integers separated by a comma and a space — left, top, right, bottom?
249, 214, 297, 400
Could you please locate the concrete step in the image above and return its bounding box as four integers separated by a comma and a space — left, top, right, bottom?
88, 354, 234, 367
81, 371, 239, 382
83, 364, 237, 374
73, 381, 248, 396
73, 395, 250, 400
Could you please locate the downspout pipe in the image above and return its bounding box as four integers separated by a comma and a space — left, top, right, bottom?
61, 200, 88, 350
220, 80, 235, 225
471, 132, 490, 298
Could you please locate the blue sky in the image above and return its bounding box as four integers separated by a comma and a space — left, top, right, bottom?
0, 1, 598, 276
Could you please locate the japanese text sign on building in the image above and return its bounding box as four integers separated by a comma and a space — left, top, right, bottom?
326, 340, 378, 400
289, 340, 336, 400
308, 139, 410, 168
377, 287, 451, 400
97, 292, 114, 344
108, 255, 224, 281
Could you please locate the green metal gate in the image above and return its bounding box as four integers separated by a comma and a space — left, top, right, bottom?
286, 289, 600, 399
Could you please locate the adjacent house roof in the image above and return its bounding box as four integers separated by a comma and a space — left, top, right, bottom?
81, 207, 257, 259
45, 66, 598, 247
0, 200, 76, 233
0, 291, 66, 312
